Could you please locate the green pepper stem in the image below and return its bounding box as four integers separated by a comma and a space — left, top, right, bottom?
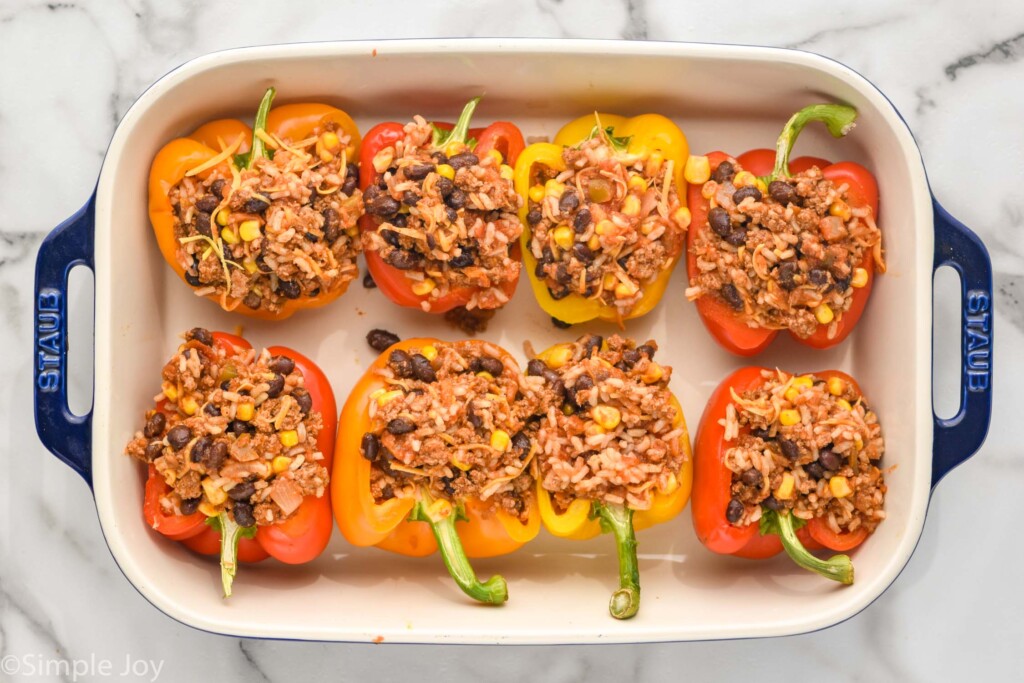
770, 103, 858, 181
247, 86, 277, 168
409, 495, 507, 605
218, 511, 244, 598
434, 97, 481, 148
773, 510, 854, 585
596, 502, 640, 619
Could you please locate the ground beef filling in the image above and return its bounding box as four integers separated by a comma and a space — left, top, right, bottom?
528, 334, 686, 513
125, 328, 328, 527
169, 123, 363, 313
361, 116, 523, 312
722, 370, 886, 535
527, 137, 688, 318
362, 341, 544, 522
686, 160, 884, 338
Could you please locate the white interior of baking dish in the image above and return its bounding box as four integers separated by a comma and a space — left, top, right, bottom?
91, 39, 933, 643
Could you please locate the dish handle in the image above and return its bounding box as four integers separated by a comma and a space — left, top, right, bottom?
931, 199, 993, 488
34, 193, 95, 487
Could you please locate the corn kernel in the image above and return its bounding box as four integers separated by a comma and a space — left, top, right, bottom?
198, 501, 221, 517
829, 200, 853, 221
814, 303, 834, 325
487, 149, 503, 164
545, 179, 565, 197
733, 171, 757, 188
221, 227, 239, 245
775, 473, 796, 500
215, 209, 230, 226
243, 258, 258, 274
592, 405, 622, 430
541, 345, 573, 369
701, 183, 717, 200
684, 155, 711, 184
318, 146, 335, 163
584, 422, 605, 436
854, 433, 864, 451
239, 220, 261, 242
784, 387, 800, 402
491, 429, 511, 451
672, 206, 692, 229
587, 235, 600, 250
793, 375, 814, 389
272, 455, 293, 474
785, 376, 813, 401
528, 185, 545, 203
320, 131, 340, 150
202, 478, 228, 506
851, 267, 869, 289
602, 273, 618, 290
499, 164, 514, 181
753, 178, 768, 195
614, 281, 638, 299
279, 430, 299, 448
829, 476, 853, 498
444, 141, 466, 157
828, 377, 845, 396
236, 402, 254, 421
180, 396, 198, 416
162, 383, 178, 402
450, 454, 472, 471
837, 398, 853, 412
376, 390, 404, 406
411, 278, 436, 296
420, 345, 438, 361
646, 151, 664, 174
642, 363, 665, 384
628, 175, 648, 192
595, 219, 615, 236
552, 225, 574, 250
427, 498, 453, 521
437, 164, 456, 180
779, 409, 801, 426
621, 194, 642, 217
476, 371, 494, 380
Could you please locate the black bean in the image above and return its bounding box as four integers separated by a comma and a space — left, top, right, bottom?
526, 359, 546, 377
708, 207, 732, 238
190, 435, 212, 463
805, 462, 826, 480
572, 242, 594, 263
436, 177, 454, 197
195, 194, 220, 213
726, 498, 745, 523
740, 468, 763, 487
733, 186, 763, 204
511, 431, 531, 454
833, 276, 851, 292
229, 481, 256, 502
768, 180, 797, 205
620, 348, 640, 368
381, 228, 402, 248
361, 433, 380, 461
266, 373, 285, 399
387, 418, 415, 435
573, 208, 592, 233
278, 280, 302, 299
554, 263, 572, 285
268, 355, 295, 375
144, 442, 163, 461
636, 344, 656, 360
711, 160, 735, 183
750, 427, 773, 440
364, 184, 382, 201
317, 208, 340, 244
449, 247, 475, 268
363, 271, 376, 289
763, 496, 783, 511
445, 206, 459, 223
526, 208, 543, 225
777, 262, 799, 291
431, 151, 449, 166
229, 420, 255, 436
211, 179, 228, 198
583, 335, 603, 357
166, 425, 192, 451
180, 497, 201, 515
194, 212, 212, 237
405, 163, 435, 180
808, 268, 829, 286
548, 286, 570, 300
402, 190, 420, 206
446, 188, 467, 209
341, 175, 358, 196
779, 439, 800, 460
720, 283, 744, 310
724, 228, 748, 247
306, 232, 322, 243
818, 448, 843, 472
472, 356, 504, 376
558, 190, 579, 213
551, 317, 572, 329
541, 368, 561, 386
185, 270, 202, 287
367, 328, 401, 352
386, 249, 423, 270
203, 403, 220, 417
466, 403, 483, 429
389, 349, 414, 377
448, 152, 479, 169
243, 197, 270, 214
143, 412, 167, 438
574, 374, 594, 396
367, 195, 400, 216
220, 380, 231, 391
534, 260, 549, 279
232, 501, 255, 527
411, 354, 436, 383
293, 388, 313, 415
185, 327, 213, 346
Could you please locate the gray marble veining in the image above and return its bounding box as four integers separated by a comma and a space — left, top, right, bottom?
2, 0, 1021, 680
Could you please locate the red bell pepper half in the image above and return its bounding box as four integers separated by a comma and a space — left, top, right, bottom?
687, 104, 880, 356
358, 97, 526, 312
692, 366, 874, 584
142, 331, 336, 596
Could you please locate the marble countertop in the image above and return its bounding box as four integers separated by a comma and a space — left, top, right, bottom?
3, 0, 1021, 680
